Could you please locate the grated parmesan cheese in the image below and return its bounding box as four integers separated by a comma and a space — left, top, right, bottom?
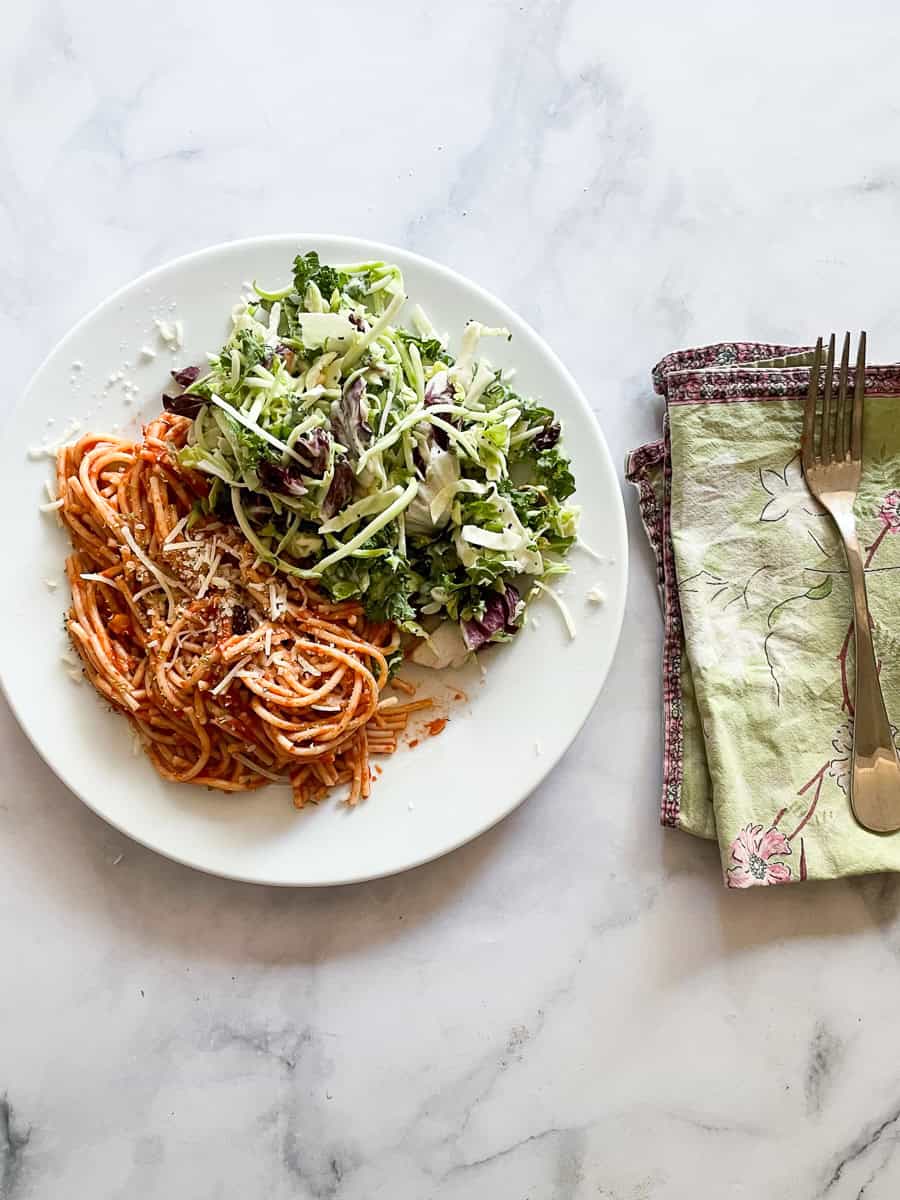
587, 585, 606, 605
576, 536, 604, 562
194, 535, 220, 593
211, 654, 253, 697
139, 345, 156, 362
132, 583, 162, 603
61, 650, 82, 684
43, 578, 59, 591
232, 752, 286, 783
196, 548, 222, 599
121, 525, 183, 619
154, 318, 184, 350
268, 581, 287, 620
28, 417, 82, 460
163, 515, 189, 545
80, 572, 119, 589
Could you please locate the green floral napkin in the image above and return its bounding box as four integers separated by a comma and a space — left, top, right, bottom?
627, 343, 900, 887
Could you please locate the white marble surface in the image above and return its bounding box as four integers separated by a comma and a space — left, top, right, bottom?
5, 1, 900, 1196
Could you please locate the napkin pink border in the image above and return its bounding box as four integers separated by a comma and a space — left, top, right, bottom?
628, 342, 900, 831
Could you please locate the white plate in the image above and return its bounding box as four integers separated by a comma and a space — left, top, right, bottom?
0, 236, 626, 886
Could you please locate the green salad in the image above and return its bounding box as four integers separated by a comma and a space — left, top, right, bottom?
165, 251, 579, 659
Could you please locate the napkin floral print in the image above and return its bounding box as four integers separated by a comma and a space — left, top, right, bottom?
628, 345, 900, 887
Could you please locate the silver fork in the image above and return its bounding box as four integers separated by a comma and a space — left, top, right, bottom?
802, 332, 900, 833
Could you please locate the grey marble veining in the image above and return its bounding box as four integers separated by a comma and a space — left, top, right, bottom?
5, 1, 900, 1196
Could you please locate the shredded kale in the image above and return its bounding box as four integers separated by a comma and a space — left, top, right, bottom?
292, 251, 345, 302
219, 329, 269, 379
363, 556, 418, 625
412, 537, 509, 623
533, 448, 576, 500
397, 330, 452, 366
320, 540, 418, 628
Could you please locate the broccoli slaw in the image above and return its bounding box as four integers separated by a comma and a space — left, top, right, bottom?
165, 251, 580, 658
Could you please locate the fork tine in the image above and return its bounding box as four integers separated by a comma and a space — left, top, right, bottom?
851, 331, 866, 463
821, 333, 836, 462
802, 336, 822, 471
836, 331, 851, 460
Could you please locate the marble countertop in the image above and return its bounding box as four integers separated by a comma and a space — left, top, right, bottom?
5, 2, 900, 1196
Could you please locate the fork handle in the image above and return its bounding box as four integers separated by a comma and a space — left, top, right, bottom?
842, 523, 900, 832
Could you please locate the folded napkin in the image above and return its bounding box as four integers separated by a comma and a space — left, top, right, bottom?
627, 343, 900, 887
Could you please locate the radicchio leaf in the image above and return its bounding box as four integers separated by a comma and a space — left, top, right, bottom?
321, 458, 354, 520
163, 365, 206, 417
348, 311, 367, 332
170, 365, 202, 388
274, 343, 296, 372
330, 376, 372, 462
532, 421, 561, 451
291, 428, 331, 478
258, 460, 308, 497
461, 584, 524, 651
162, 391, 206, 418
424, 372, 452, 403
430, 425, 450, 451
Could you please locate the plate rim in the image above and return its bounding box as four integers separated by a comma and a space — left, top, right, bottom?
1, 233, 628, 886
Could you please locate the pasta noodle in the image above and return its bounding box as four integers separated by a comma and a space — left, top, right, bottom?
56, 412, 430, 807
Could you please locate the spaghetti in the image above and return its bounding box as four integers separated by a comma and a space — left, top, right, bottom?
56, 412, 430, 807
